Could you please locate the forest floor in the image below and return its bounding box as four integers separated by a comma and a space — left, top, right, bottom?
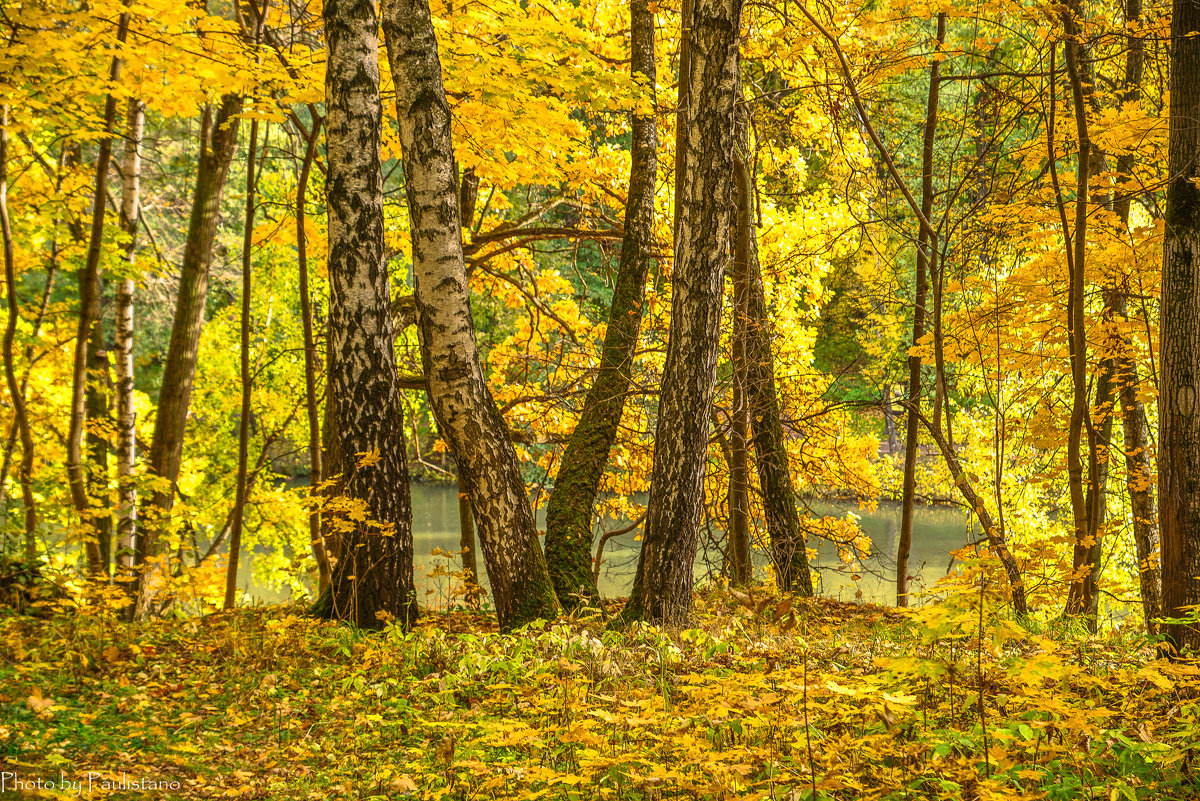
0, 583, 1197, 800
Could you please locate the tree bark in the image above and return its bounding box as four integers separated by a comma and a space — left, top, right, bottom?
86, 308, 112, 573
735, 151, 813, 595
919, 412, 1029, 615
319, 0, 416, 630
296, 114, 332, 596
0, 106, 37, 560
456, 170, 479, 593
1110, 0, 1160, 633
620, 0, 742, 627
728, 125, 751, 586
224, 115, 260, 610
897, 12, 944, 608
545, 0, 658, 610
136, 95, 242, 618
68, 2, 131, 574
1059, 15, 1103, 620
114, 98, 142, 598
1158, 0, 1200, 653
673, 0, 693, 250
381, 0, 560, 630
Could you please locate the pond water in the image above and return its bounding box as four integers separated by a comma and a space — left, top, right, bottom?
241, 485, 979, 608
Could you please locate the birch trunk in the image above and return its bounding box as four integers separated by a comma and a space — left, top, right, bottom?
381, 0, 560, 630
620, 0, 742, 626
320, 0, 416, 629
114, 98, 142, 596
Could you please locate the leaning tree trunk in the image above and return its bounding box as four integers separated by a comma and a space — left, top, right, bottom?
381, 0, 560, 630
136, 95, 242, 618
544, 0, 658, 611
317, 0, 417, 630
620, 0, 742, 627
1159, 0, 1200, 653
735, 149, 813, 596
114, 98, 142, 598
896, 12, 944, 607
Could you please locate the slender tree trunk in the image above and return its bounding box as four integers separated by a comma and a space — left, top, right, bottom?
882, 387, 898, 454
1060, 13, 1103, 620
1158, 0, 1200, 653
86, 310, 112, 573
545, 0, 658, 610
0, 252, 54, 525
318, 0, 416, 630
457, 473, 477, 587
136, 95, 242, 617
382, 0, 560, 630
1110, 0, 1160, 632
456, 169, 479, 592
897, 12, 945, 607
296, 114, 332, 595
736, 151, 813, 595
728, 116, 751, 585
0, 107, 37, 560
673, 0, 692, 249
68, 3, 131, 574
620, 0, 742, 627
797, 0, 1028, 610
920, 414, 1029, 614
114, 98, 142, 598
224, 117, 260, 610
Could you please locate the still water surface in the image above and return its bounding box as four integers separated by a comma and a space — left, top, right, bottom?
244, 485, 978, 607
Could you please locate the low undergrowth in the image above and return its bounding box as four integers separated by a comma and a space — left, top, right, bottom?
1, 577, 1198, 800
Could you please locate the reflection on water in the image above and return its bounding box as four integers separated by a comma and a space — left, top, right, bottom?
244, 485, 978, 607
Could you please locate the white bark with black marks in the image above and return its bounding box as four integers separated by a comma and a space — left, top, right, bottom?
381, 0, 560, 630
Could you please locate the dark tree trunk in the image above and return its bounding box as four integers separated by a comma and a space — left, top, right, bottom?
320, 0, 416, 630
382, 0, 559, 630
68, 4, 131, 574
86, 310, 112, 573
0, 106, 37, 560
545, 0, 658, 610
296, 114, 332, 596
1158, 0, 1200, 653
1111, 0, 1160, 633
728, 128, 751, 586
456, 169, 479, 592
673, 0, 692, 250
620, 0, 742, 627
897, 12, 944, 607
735, 152, 813, 596
224, 115, 260, 610
1060, 5, 1104, 622
136, 95, 242, 617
